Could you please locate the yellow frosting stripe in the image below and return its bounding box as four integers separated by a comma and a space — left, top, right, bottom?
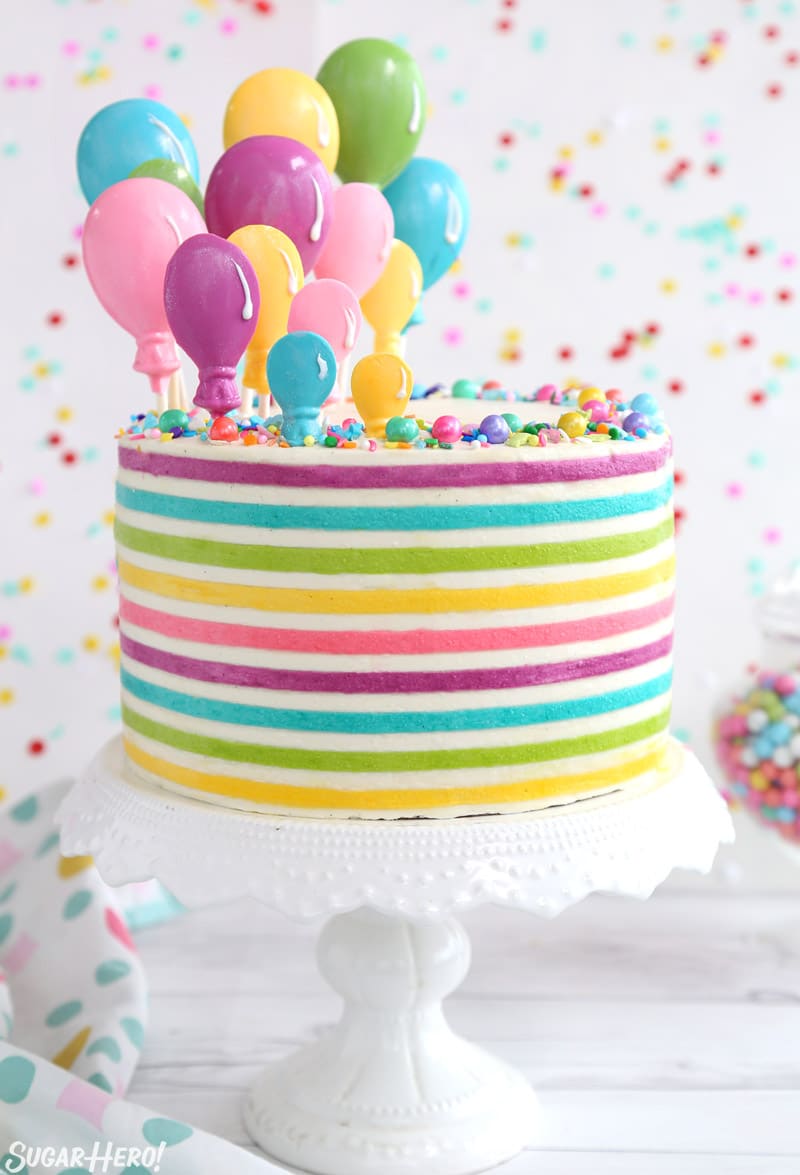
117, 555, 676, 615
124, 737, 665, 810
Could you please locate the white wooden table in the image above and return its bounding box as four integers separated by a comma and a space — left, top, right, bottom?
129, 892, 800, 1173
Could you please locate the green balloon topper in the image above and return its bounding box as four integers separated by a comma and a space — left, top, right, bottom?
316, 38, 426, 188
128, 157, 205, 219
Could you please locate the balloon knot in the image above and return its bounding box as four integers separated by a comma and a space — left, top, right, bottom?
194, 365, 241, 415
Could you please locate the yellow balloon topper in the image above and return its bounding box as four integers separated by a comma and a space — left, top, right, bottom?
359, 240, 422, 357
351, 353, 414, 438
227, 225, 304, 410
223, 68, 340, 174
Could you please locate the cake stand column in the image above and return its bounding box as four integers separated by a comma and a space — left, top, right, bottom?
244, 907, 538, 1175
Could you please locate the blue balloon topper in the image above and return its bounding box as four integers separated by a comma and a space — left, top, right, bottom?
267, 332, 337, 446
77, 98, 200, 205
383, 157, 470, 292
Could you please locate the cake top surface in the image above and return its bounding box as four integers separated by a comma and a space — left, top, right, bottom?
117, 383, 669, 462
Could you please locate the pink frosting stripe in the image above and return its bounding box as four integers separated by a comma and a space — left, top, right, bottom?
118, 443, 669, 488
120, 594, 675, 656
120, 631, 674, 694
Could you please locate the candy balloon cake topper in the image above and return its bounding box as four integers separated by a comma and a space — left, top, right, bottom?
82, 177, 206, 397
224, 68, 340, 174
288, 278, 362, 369
164, 234, 260, 416
266, 332, 337, 446
228, 224, 304, 411
315, 183, 394, 297
77, 98, 200, 206
79, 41, 473, 442
351, 353, 414, 438
205, 135, 333, 276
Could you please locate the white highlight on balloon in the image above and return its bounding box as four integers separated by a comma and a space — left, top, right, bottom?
278, 248, 299, 294
148, 114, 191, 172
444, 187, 463, 245
317, 353, 329, 379
343, 308, 357, 350
395, 364, 409, 399
309, 177, 324, 242
233, 261, 254, 321
380, 221, 392, 262
408, 82, 422, 134
164, 215, 183, 246
313, 99, 330, 148
410, 268, 421, 299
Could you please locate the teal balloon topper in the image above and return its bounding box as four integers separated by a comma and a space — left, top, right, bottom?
77, 98, 200, 205
267, 332, 337, 446
383, 157, 470, 292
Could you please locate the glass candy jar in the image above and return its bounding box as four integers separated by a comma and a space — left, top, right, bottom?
715, 570, 800, 847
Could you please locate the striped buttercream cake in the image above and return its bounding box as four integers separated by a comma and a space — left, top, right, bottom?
115, 431, 675, 817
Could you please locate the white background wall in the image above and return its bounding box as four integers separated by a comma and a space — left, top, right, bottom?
2, 0, 799, 885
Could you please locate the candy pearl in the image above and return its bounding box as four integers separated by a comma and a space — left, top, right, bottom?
431, 415, 463, 444
775, 674, 797, 696
582, 399, 610, 423
631, 392, 659, 417
386, 416, 420, 442
622, 411, 648, 434
577, 386, 605, 408
452, 378, 480, 399
158, 408, 190, 433
502, 412, 523, 433
557, 411, 589, 438
479, 414, 511, 444
535, 384, 558, 401
747, 708, 769, 732
773, 747, 793, 768
209, 416, 239, 442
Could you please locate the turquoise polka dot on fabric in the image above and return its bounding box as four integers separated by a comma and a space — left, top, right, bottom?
63, 891, 93, 920
88, 1072, 113, 1093
45, 999, 83, 1028
8, 797, 37, 823
0, 1155, 28, 1174
0, 915, 13, 947
87, 1035, 122, 1062
96, 959, 132, 986
142, 1118, 194, 1147
0, 884, 15, 905
35, 831, 60, 858
121, 1017, 144, 1049
0, 1056, 35, 1103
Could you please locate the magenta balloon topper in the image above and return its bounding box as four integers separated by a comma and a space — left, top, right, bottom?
164, 234, 260, 416
204, 135, 333, 275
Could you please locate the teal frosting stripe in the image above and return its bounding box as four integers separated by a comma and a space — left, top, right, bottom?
116, 478, 674, 532
121, 666, 673, 735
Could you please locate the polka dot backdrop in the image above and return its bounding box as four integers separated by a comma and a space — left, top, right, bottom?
3, 0, 800, 860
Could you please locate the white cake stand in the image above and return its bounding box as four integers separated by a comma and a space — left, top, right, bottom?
58, 736, 732, 1175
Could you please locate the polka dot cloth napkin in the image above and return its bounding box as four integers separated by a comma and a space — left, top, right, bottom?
0, 1039, 283, 1173
0, 783, 276, 1172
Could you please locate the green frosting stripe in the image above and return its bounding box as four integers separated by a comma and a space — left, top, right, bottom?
122, 702, 671, 774
115, 517, 674, 575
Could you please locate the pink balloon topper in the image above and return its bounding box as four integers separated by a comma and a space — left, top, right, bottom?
163, 234, 260, 416
81, 177, 206, 396
287, 278, 362, 366
205, 135, 333, 276
314, 183, 394, 297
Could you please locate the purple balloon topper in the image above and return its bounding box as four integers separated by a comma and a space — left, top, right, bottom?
163, 234, 260, 416
204, 136, 333, 276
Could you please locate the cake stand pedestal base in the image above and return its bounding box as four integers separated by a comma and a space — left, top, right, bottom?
58, 736, 732, 1175
245, 909, 537, 1175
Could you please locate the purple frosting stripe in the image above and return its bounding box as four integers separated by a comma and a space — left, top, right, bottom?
119, 444, 670, 489
120, 633, 673, 695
